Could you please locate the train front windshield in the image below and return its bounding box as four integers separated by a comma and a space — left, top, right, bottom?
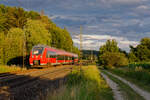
32, 47, 44, 55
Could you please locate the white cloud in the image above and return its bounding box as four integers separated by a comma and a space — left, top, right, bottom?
49, 15, 60, 20
136, 5, 149, 9
99, 0, 143, 6
120, 40, 138, 45
87, 25, 99, 29
82, 34, 125, 41
73, 34, 139, 50
111, 0, 141, 3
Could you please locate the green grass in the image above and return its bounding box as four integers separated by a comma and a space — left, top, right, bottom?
0, 65, 26, 73
128, 62, 150, 70
102, 70, 145, 100
110, 68, 150, 92
46, 66, 114, 100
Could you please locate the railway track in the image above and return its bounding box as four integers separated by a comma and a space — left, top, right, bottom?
0, 69, 39, 77
0, 73, 13, 77
0, 65, 73, 100
0, 66, 71, 88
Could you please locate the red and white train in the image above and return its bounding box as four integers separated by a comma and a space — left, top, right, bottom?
29, 45, 78, 67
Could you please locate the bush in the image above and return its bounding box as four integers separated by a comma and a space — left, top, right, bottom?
99, 52, 128, 68
0, 65, 26, 73
128, 62, 150, 69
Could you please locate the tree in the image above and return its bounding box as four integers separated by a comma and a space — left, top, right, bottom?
0, 32, 4, 64
141, 37, 150, 49
24, 19, 51, 53
27, 11, 41, 20
128, 37, 150, 62
0, 12, 8, 32
4, 28, 24, 65
0, 4, 80, 66
5, 7, 27, 29
136, 45, 150, 61
99, 39, 128, 68
99, 39, 119, 55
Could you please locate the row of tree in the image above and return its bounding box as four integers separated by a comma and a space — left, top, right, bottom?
98, 37, 150, 68
0, 5, 79, 65
128, 38, 150, 62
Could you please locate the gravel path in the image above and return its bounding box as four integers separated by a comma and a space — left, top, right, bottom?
101, 72, 124, 100
105, 71, 150, 100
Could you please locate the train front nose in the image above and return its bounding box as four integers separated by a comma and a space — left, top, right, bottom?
33, 60, 40, 65
32, 55, 42, 65
30, 46, 45, 66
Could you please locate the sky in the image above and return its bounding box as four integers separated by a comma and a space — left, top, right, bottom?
0, 0, 150, 51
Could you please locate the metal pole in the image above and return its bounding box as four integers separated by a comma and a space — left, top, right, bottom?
23, 33, 25, 68
23, 41, 24, 68
23, 27, 26, 69
80, 26, 83, 71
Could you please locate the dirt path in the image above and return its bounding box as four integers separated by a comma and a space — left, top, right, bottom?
105, 71, 150, 100
101, 73, 124, 100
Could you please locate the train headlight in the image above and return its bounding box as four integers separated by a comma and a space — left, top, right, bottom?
40, 56, 42, 58
32, 56, 34, 58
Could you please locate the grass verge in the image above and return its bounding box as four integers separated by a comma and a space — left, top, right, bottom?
46, 66, 114, 100
128, 62, 150, 70
102, 70, 145, 100
110, 68, 150, 92
0, 65, 26, 73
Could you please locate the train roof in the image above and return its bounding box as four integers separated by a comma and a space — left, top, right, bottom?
32, 44, 78, 57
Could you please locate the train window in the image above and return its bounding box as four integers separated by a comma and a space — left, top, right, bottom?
57, 55, 64, 60
68, 56, 72, 60
64, 56, 68, 60
66, 56, 69, 60
51, 55, 56, 58
76, 57, 78, 59
64, 56, 65, 60
46, 54, 49, 58
46, 50, 56, 58
32, 47, 44, 55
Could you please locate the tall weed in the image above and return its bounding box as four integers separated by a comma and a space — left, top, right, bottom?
111, 68, 150, 86
0, 65, 26, 73
47, 66, 114, 100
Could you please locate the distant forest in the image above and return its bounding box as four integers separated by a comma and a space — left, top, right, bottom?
82, 50, 99, 60
0, 4, 80, 65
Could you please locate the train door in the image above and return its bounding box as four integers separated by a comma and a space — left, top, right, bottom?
72, 57, 75, 64
46, 51, 51, 66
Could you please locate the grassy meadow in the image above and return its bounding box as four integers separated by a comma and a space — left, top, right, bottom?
109, 62, 150, 92
46, 65, 114, 100
0, 65, 26, 73
102, 71, 144, 100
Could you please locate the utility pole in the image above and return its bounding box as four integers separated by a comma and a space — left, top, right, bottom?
80, 26, 83, 70
23, 27, 26, 69
22, 34, 25, 68
91, 49, 92, 60
40, 9, 45, 16
91, 48, 93, 64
